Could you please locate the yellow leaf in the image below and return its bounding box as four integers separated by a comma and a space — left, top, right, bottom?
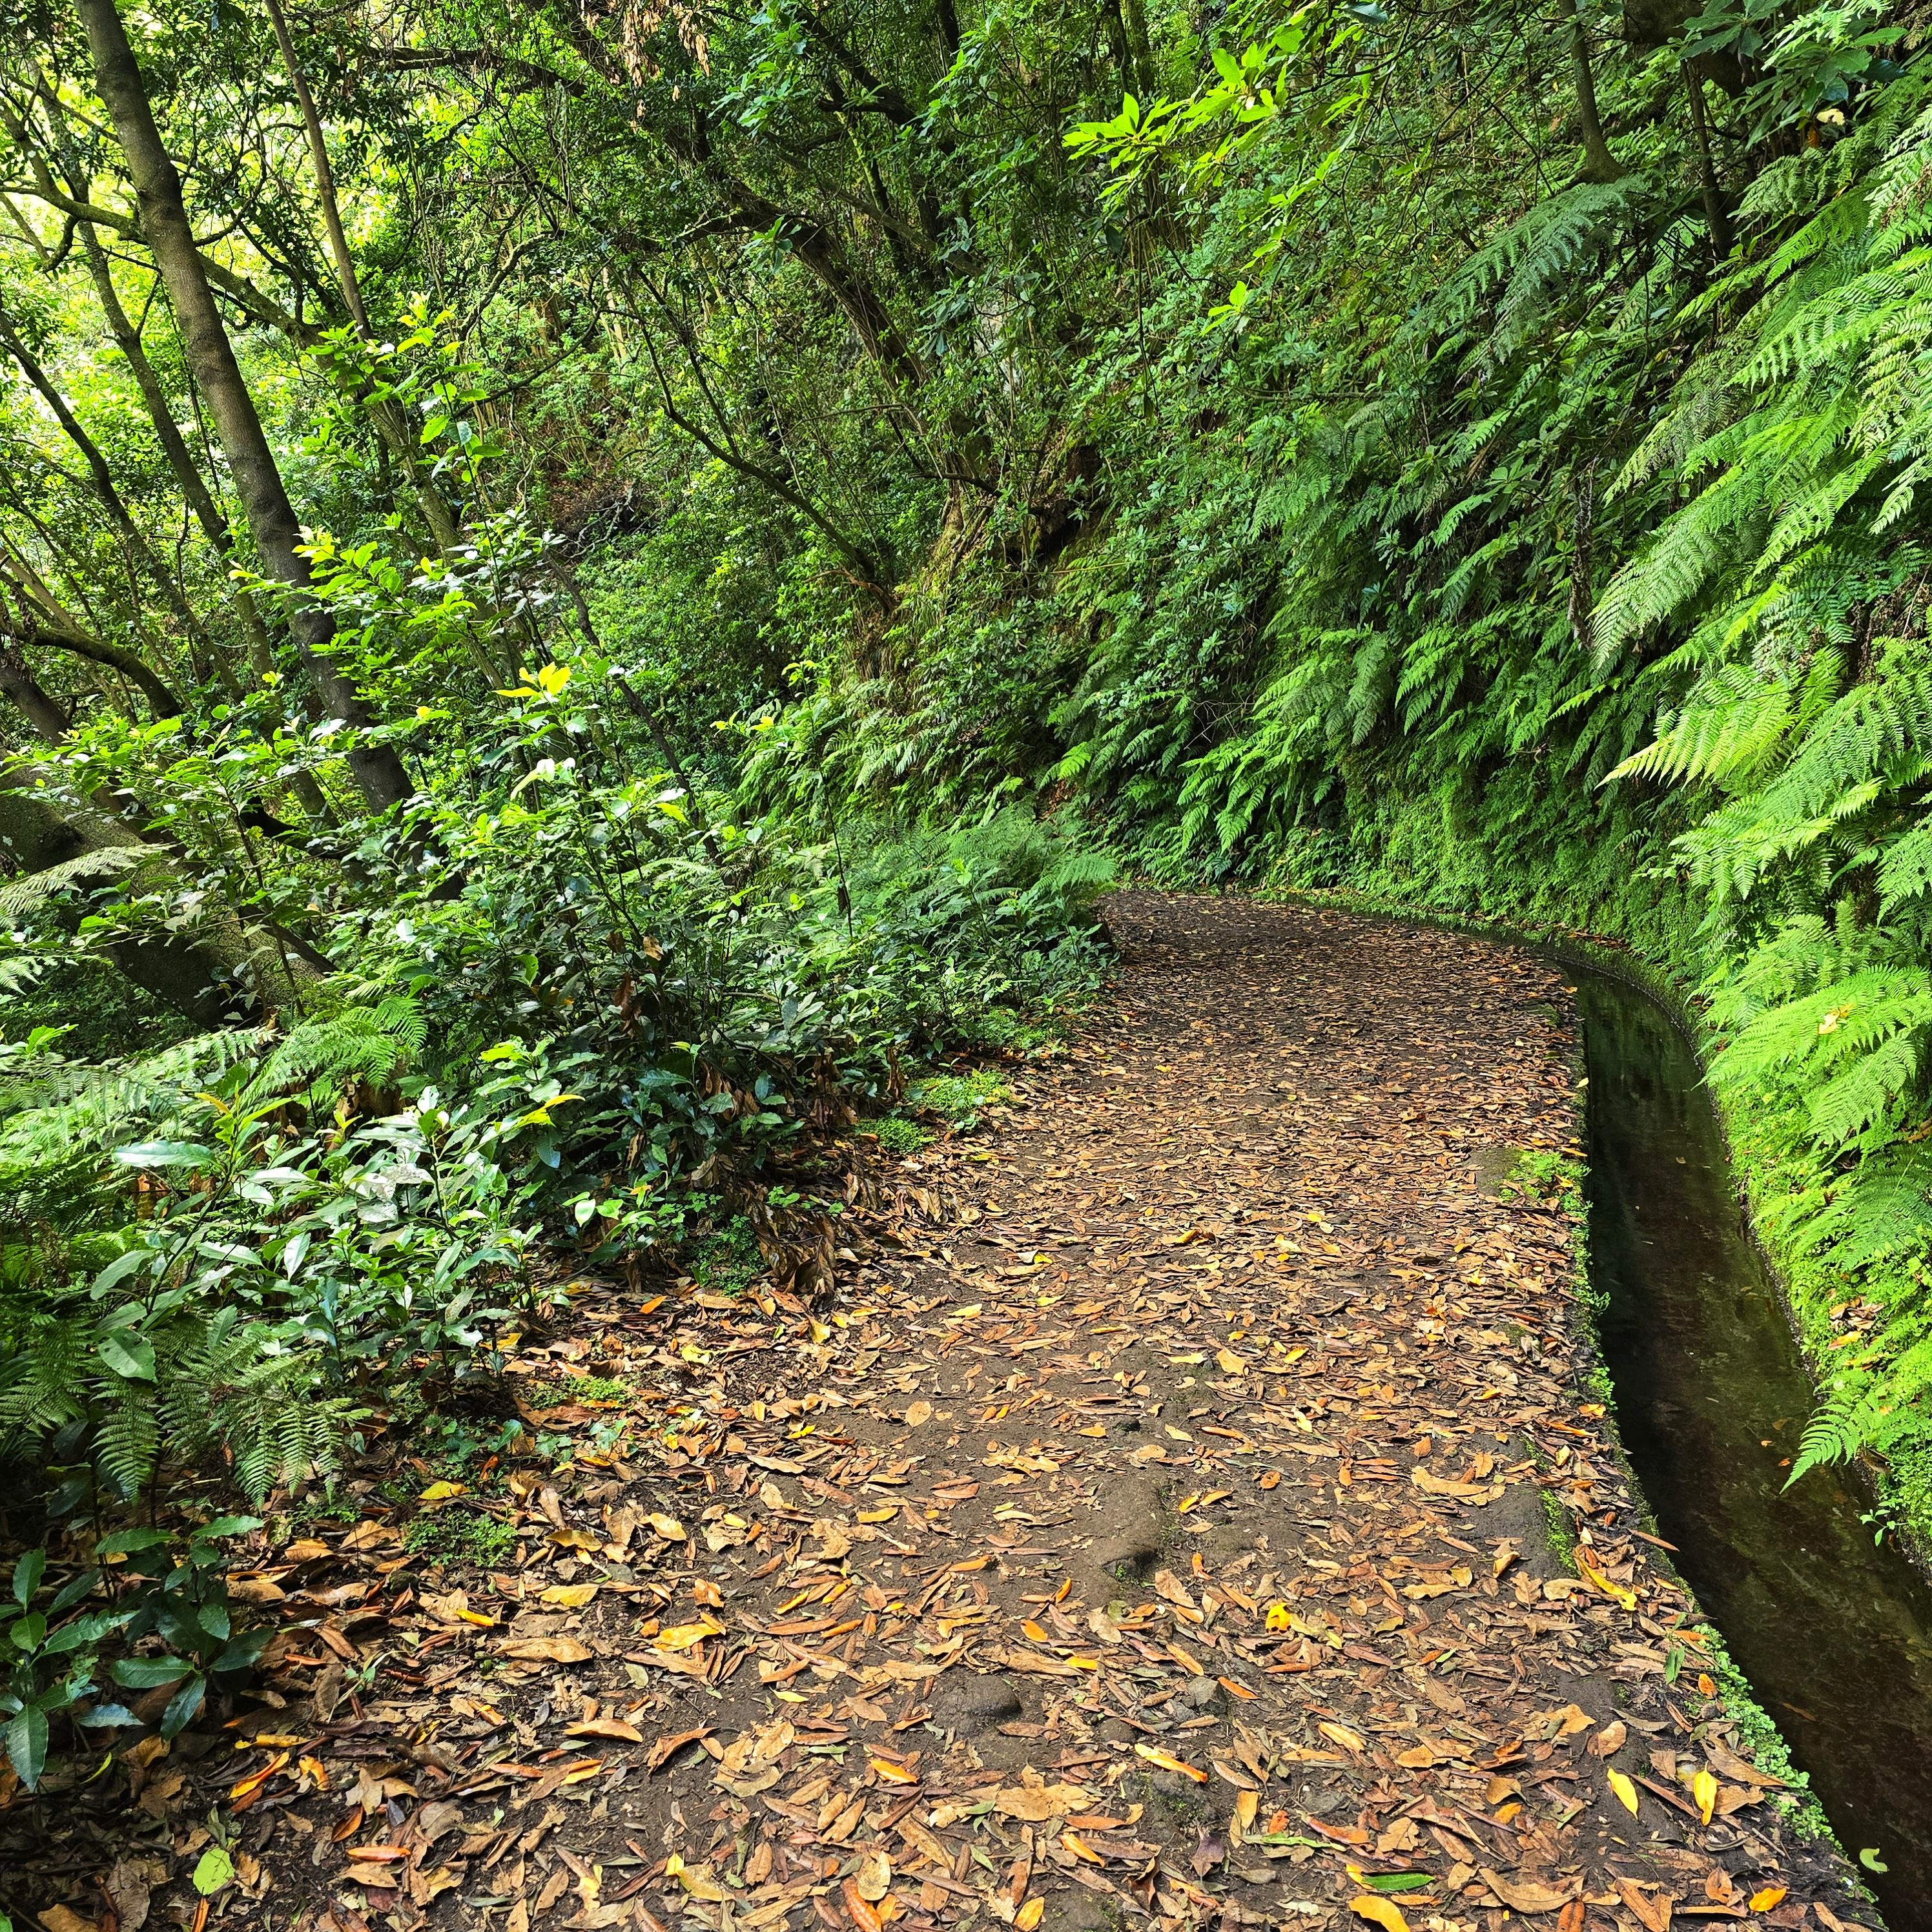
1215, 1348, 1246, 1375
671, 1860, 728, 1904
1319, 1721, 1366, 1754
647, 1513, 686, 1541
1016, 1900, 1044, 1931
869, 1758, 918, 1785
1021, 1619, 1050, 1643
1693, 1769, 1719, 1825
1608, 1770, 1639, 1816
1576, 1549, 1638, 1610
1750, 1890, 1788, 1913
1265, 1601, 1291, 1632
418, 1481, 466, 1503
1133, 1743, 1208, 1783
859, 1507, 898, 1524
655, 1618, 723, 1652
1350, 1896, 1410, 1932
541, 1583, 599, 1608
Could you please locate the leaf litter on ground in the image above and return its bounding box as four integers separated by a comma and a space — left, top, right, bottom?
3, 897, 1878, 1932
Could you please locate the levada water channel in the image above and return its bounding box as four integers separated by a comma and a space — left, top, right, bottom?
1572, 967, 1932, 1927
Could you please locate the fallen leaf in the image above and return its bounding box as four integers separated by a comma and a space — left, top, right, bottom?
655, 1618, 723, 1652
1608, 1770, 1640, 1815
855, 1851, 892, 1902
498, 1636, 593, 1663
1350, 1896, 1410, 1932
668, 1855, 730, 1904
1412, 1468, 1500, 1499
1483, 1871, 1574, 1913
905, 1401, 933, 1427
994, 1782, 1093, 1820
645, 1725, 712, 1773
1749, 1891, 1787, 1914
1616, 1882, 1675, 1932
842, 1878, 884, 1932
1133, 1743, 1208, 1783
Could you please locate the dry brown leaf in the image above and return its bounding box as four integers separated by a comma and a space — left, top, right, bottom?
854, 1850, 892, 1902
498, 1635, 593, 1663
993, 1782, 1091, 1821
1481, 1871, 1575, 1914
1616, 1880, 1676, 1932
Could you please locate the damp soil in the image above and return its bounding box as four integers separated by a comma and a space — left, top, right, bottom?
1574, 968, 1932, 1929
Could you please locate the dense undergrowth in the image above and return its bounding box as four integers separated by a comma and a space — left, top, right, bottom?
5, 0, 1932, 1789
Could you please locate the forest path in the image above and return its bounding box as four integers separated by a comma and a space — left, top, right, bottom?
212, 895, 1870, 1932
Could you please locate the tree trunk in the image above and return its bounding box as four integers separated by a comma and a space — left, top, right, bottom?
74, 0, 415, 814
1572, 3, 1623, 182
1682, 67, 1734, 261
0, 644, 74, 743
76, 221, 276, 675
260, 0, 474, 559
0, 549, 184, 719
72, 225, 340, 825
0, 306, 235, 696
0, 757, 314, 1021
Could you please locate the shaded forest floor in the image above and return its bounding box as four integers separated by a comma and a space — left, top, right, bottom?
10, 896, 1876, 1932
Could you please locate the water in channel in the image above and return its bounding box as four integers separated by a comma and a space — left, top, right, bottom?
1572, 968, 1932, 1928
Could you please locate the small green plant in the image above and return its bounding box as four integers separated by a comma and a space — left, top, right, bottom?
1503, 1149, 1585, 1213
910, 1068, 1012, 1130
0, 1550, 133, 1789
572, 1375, 632, 1404
412, 1412, 526, 1477
870, 1115, 934, 1156
101, 1517, 272, 1741
693, 1217, 763, 1297
405, 1509, 519, 1569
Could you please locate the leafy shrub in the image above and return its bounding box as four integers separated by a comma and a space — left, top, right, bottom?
911, 1068, 1014, 1130
870, 1116, 934, 1156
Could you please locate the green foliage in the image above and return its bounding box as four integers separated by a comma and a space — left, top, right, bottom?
12, 0, 1932, 1735
405, 1508, 519, 1570
910, 1067, 1015, 1129
692, 1217, 765, 1299
870, 1115, 935, 1156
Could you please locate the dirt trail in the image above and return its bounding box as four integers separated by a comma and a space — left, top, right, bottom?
39, 896, 1875, 1932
